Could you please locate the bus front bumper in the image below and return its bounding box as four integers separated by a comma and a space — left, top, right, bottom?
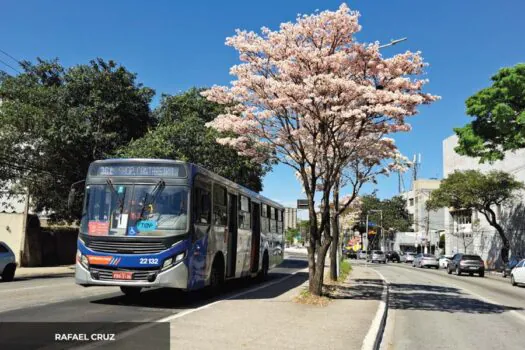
75, 261, 189, 290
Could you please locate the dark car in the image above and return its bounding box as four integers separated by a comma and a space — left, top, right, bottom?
447, 253, 485, 277
342, 247, 357, 259
503, 257, 522, 278
386, 251, 401, 263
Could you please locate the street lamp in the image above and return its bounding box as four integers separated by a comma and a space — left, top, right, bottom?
379, 37, 408, 49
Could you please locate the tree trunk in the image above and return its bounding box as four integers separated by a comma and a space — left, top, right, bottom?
329, 177, 341, 281
482, 207, 510, 263
310, 235, 332, 295
329, 212, 339, 281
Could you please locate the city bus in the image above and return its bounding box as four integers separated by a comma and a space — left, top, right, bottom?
74, 159, 285, 296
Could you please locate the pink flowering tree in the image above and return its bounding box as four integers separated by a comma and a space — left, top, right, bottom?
203, 4, 438, 295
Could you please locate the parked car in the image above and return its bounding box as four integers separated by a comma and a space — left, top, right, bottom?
0, 242, 17, 282
357, 250, 367, 260
369, 250, 387, 264
438, 255, 453, 269
413, 253, 439, 269
503, 256, 522, 278
403, 252, 416, 263
447, 254, 485, 277
343, 247, 357, 259
510, 259, 525, 286
386, 251, 401, 263
398, 252, 406, 262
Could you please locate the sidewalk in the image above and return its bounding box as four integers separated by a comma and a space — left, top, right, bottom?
15, 265, 75, 279
169, 264, 384, 350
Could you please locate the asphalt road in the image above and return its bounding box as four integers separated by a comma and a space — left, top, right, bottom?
357, 260, 525, 350
0, 253, 308, 349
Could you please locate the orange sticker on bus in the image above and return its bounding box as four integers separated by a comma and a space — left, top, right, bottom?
87, 255, 113, 265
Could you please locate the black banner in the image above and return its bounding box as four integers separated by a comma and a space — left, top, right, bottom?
0, 322, 169, 350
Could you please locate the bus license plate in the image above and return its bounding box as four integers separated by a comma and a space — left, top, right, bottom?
113, 271, 133, 280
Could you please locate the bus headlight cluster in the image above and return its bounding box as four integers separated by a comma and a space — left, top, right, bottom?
162, 252, 185, 271
77, 250, 89, 269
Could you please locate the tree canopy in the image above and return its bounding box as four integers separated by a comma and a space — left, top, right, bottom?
427, 170, 524, 262
0, 58, 155, 221
202, 4, 437, 295
117, 88, 271, 192
357, 194, 412, 233
455, 63, 525, 163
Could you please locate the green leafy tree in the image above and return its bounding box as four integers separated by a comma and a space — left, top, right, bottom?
427, 170, 524, 263
357, 194, 412, 249
285, 228, 299, 245
455, 63, 525, 162
117, 88, 270, 192
0, 58, 155, 222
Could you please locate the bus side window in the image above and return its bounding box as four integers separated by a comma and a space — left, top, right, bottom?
213, 184, 227, 226
193, 187, 211, 225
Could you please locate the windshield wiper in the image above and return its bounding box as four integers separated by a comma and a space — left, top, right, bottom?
139, 179, 165, 220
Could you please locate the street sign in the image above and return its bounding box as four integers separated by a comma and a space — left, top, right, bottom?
297, 199, 309, 209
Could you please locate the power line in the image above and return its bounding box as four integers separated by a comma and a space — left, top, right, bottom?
0, 48, 22, 65
0, 57, 20, 74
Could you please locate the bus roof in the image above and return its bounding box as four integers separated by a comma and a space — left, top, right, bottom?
89, 159, 285, 210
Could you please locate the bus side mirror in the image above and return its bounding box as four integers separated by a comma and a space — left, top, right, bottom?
67, 188, 76, 210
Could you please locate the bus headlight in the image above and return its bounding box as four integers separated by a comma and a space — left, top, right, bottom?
162, 252, 185, 271
77, 250, 89, 268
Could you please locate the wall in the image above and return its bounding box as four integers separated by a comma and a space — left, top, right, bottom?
0, 213, 25, 263
443, 135, 525, 267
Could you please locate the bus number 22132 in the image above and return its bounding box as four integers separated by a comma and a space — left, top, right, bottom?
140, 258, 159, 265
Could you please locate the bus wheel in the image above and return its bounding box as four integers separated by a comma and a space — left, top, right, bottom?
1, 264, 16, 282
120, 286, 142, 297
210, 260, 225, 294
259, 253, 269, 281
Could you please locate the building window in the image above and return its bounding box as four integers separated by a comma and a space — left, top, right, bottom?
409, 198, 414, 206
452, 209, 472, 225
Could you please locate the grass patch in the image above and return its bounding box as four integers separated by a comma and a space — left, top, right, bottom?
339, 259, 352, 282
293, 288, 331, 306
294, 259, 353, 305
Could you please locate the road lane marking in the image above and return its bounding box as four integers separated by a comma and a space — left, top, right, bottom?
383, 263, 525, 325
157, 267, 309, 322
361, 267, 388, 350
75, 266, 309, 350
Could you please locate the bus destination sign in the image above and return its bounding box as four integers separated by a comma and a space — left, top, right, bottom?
91, 164, 186, 177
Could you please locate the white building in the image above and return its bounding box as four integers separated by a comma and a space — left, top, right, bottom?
284, 207, 297, 230
443, 135, 525, 268
401, 179, 445, 253
0, 191, 29, 264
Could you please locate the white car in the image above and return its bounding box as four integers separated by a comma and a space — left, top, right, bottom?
404, 252, 416, 263
510, 259, 525, 286
439, 255, 453, 269
0, 242, 17, 282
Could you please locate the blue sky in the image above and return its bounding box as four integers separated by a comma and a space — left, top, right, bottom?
2, 0, 525, 211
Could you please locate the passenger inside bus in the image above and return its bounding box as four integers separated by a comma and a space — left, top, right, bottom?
147, 197, 187, 231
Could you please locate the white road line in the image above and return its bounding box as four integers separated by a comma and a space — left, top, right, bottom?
361, 267, 389, 350
75, 267, 309, 350
157, 267, 308, 322
385, 264, 525, 325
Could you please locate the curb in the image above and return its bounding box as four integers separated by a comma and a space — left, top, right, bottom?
361, 268, 389, 350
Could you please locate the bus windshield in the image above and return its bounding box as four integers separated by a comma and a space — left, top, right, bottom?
80, 183, 189, 237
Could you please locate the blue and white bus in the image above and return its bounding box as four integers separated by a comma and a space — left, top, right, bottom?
75, 159, 285, 296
